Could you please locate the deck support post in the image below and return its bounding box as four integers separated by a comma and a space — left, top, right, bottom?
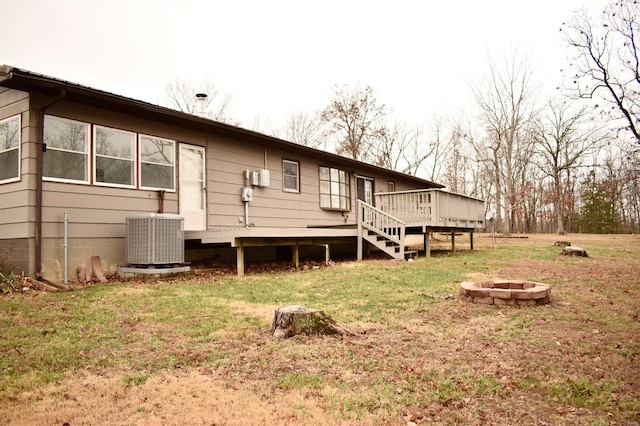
293, 244, 300, 269
321, 244, 330, 265
451, 232, 456, 253
425, 230, 431, 258
236, 242, 245, 277
470, 231, 474, 251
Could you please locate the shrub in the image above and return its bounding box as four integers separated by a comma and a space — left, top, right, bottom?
0, 252, 22, 294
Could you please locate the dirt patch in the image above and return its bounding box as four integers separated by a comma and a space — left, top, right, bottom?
3, 370, 339, 426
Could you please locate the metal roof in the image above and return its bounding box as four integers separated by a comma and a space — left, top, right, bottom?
0, 65, 444, 189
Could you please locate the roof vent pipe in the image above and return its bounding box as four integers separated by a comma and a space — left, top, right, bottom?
195, 93, 207, 118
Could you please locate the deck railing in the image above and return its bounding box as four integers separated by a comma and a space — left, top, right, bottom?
357, 200, 406, 243
374, 189, 485, 228
356, 200, 406, 260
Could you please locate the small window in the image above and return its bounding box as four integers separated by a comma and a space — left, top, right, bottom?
94, 125, 136, 187
388, 181, 396, 192
0, 115, 20, 183
319, 166, 350, 210
43, 116, 90, 183
139, 135, 175, 190
283, 159, 299, 192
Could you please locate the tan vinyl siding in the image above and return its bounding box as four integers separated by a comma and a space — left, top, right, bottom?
204, 141, 431, 228
2, 92, 436, 279
29, 100, 185, 279
206, 143, 347, 228
38, 184, 179, 279
0, 89, 33, 239
0, 88, 28, 117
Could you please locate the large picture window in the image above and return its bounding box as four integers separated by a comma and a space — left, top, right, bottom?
43, 116, 89, 183
94, 125, 136, 187
283, 159, 300, 192
139, 135, 175, 190
319, 166, 350, 210
0, 115, 20, 183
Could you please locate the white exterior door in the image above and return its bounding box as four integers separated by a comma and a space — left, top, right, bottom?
179, 144, 206, 231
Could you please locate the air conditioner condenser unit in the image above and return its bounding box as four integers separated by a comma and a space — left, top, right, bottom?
125, 214, 184, 265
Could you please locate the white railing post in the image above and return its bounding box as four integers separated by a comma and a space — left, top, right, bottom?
357, 200, 363, 261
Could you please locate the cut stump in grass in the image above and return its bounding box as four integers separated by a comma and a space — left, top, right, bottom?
270, 305, 355, 339
554, 241, 571, 247
561, 246, 588, 257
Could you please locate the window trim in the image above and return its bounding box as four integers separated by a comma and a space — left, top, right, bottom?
138, 133, 176, 192
43, 115, 90, 185
282, 159, 300, 193
318, 165, 351, 211
388, 181, 396, 192
93, 124, 137, 189
0, 114, 21, 184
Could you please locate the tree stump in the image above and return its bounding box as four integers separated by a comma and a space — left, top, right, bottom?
554, 241, 571, 248
561, 246, 588, 257
270, 305, 353, 339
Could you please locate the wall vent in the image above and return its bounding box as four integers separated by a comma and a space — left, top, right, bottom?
125, 214, 184, 265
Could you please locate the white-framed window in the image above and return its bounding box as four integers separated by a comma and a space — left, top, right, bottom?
283, 159, 300, 193
139, 134, 175, 191
0, 115, 21, 183
43, 115, 90, 183
319, 166, 350, 210
94, 125, 136, 188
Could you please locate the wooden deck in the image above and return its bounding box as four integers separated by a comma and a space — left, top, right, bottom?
185, 189, 485, 275
375, 189, 485, 229
185, 226, 357, 246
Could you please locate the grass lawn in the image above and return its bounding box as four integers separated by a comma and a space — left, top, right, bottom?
1, 233, 639, 425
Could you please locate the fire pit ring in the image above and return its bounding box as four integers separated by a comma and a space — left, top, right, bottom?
459, 280, 551, 306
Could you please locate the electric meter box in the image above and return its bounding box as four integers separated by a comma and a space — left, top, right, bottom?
241, 187, 254, 202
251, 169, 270, 187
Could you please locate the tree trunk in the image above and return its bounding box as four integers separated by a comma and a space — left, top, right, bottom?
561, 246, 588, 257
270, 305, 354, 339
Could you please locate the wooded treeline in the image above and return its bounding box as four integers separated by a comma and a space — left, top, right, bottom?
165, 1, 639, 234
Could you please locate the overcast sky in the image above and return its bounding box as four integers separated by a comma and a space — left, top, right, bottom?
1, 0, 610, 132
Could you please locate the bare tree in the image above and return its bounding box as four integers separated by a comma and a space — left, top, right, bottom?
600, 143, 640, 232
422, 118, 456, 182
620, 146, 640, 231
533, 100, 603, 233
319, 84, 387, 162
163, 77, 232, 123
374, 122, 437, 176
562, 1, 640, 144
472, 52, 539, 233
283, 111, 323, 149
373, 121, 413, 171
442, 123, 474, 194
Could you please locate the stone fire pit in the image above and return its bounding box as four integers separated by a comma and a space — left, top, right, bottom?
459, 280, 551, 306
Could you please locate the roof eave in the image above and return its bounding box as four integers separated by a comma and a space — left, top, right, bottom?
0, 65, 444, 189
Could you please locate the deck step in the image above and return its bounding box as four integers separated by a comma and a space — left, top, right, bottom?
404, 250, 418, 259
363, 233, 405, 260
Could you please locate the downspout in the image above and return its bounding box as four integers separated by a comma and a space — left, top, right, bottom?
36, 90, 67, 278
157, 190, 166, 213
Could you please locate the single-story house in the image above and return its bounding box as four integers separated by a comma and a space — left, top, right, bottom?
0, 65, 485, 280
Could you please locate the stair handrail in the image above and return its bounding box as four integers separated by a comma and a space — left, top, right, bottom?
357, 200, 406, 260
357, 200, 405, 242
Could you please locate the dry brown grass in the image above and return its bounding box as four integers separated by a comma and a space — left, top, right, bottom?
1, 233, 639, 425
